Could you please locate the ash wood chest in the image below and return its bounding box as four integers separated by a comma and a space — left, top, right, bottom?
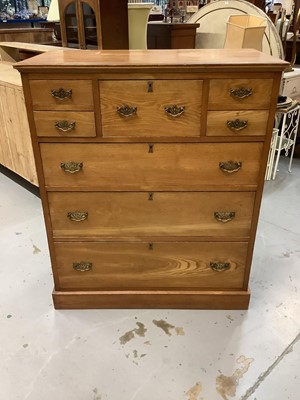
15, 49, 287, 309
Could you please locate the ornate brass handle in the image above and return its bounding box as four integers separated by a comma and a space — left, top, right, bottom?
51, 88, 72, 100
227, 119, 248, 131
55, 120, 76, 132
219, 161, 242, 174
117, 105, 137, 117
210, 262, 230, 272
214, 211, 235, 223
230, 88, 252, 99
73, 261, 92, 272
164, 105, 185, 117
67, 211, 88, 222
60, 161, 83, 174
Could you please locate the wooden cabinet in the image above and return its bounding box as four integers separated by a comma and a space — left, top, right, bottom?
147, 22, 200, 49
58, 0, 128, 49
15, 48, 287, 309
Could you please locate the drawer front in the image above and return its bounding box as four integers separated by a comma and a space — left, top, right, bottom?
30, 80, 94, 110
40, 143, 263, 190
55, 242, 248, 290
48, 191, 255, 238
208, 79, 273, 110
206, 110, 269, 137
99, 80, 202, 137
33, 111, 96, 137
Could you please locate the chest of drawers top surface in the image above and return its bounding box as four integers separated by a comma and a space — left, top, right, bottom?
15, 50, 287, 310
15, 48, 287, 72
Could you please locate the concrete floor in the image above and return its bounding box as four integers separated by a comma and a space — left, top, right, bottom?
0, 157, 299, 400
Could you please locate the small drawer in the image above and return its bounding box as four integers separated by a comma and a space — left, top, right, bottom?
206, 110, 269, 136
54, 242, 248, 290
40, 142, 263, 190
48, 191, 255, 238
208, 79, 273, 110
33, 111, 96, 137
30, 80, 94, 110
99, 79, 202, 137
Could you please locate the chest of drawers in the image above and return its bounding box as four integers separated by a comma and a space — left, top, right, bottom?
15, 49, 287, 309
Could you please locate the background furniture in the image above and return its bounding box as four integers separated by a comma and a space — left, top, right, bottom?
147, 21, 200, 49
58, 0, 129, 49
16, 48, 286, 310
0, 28, 54, 44
266, 103, 300, 180
128, 2, 153, 49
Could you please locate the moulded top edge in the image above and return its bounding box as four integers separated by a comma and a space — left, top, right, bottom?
14, 49, 289, 72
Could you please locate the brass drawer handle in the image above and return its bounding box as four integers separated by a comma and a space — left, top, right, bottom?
164, 105, 185, 117
60, 161, 83, 173
227, 119, 248, 131
219, 161, 242, 174
67, 211, 88, 222
73, 261, 92, 272
117, 105, 137, 117
55, 120, 76, 132
210, 262, 230, 272
214, 211, 235, 223
51, 88, 72, 100
230, 88, 252, 99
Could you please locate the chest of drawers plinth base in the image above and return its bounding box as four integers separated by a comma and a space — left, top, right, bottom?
53, 289, 250, 310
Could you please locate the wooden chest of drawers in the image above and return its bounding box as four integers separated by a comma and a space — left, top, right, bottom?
15, 49, 287, 309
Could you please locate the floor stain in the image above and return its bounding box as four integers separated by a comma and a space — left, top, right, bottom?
119, 322, 147, 345
33, 245, 41, 254
15, 232, 22, 235
186, 382, 202, 400
22, 344, 28, 348
216, 355, 254, 400
92, 387, 102, 400
175, 327, 185, 336
226, 315, 234, 322
153, 319, 184, 336
6, 314, 12, 319
133, 349, 138, 358
144, 341, 151, 345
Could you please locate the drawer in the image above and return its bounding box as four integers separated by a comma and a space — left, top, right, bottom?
40, 143, 263, 190
54, 242, 248, 290
30, 80, 94, 111
99, 80, 202, 137
206, 110, 269, 136
48, 191, 255, 238
208, 79, 273, 110
33, 111, 96, 137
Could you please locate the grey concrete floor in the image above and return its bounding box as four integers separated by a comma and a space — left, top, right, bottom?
0, 157, 299, 400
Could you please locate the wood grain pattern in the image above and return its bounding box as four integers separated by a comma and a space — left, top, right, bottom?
39, 142, 263, 190
0, 81, 37, 185
33, 111, 96, 137
206, 110, 269, 137
30, 80, 94, 111
54, 241, 248, 290
48, 191, 255, 238
100, 80, 202, 136
208, 79, 273, 110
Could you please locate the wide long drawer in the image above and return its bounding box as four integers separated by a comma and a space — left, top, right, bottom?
40, 143, 263, 190
54, 241, 248, 290
48, 191, 255, 238
99, 80, 202, 137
